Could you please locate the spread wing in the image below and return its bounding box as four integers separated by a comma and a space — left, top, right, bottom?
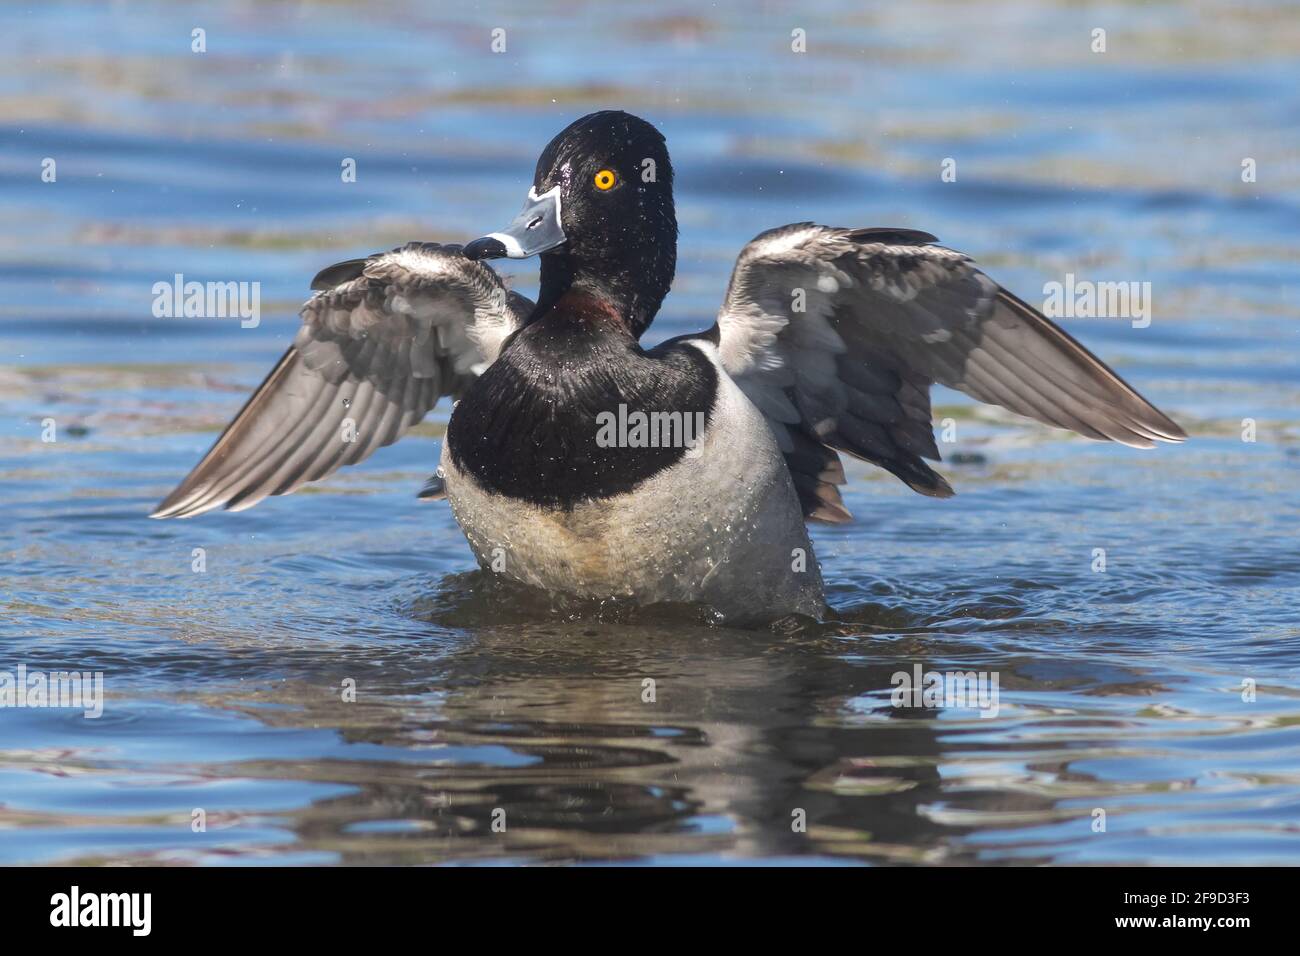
715, 223, 1186, 523
151, 242, 531, 518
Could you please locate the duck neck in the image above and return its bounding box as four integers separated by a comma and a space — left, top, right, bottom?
532, 244, 674, 340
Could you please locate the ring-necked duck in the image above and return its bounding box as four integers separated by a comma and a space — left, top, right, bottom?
152, 110, 1185, 622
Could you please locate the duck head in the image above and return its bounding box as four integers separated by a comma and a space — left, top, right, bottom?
463, 110, 676, 338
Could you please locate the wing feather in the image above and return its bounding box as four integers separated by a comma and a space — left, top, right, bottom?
715, 223, 1185, 516
151, 242, 530, 518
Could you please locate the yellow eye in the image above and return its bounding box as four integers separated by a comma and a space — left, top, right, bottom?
593, 169, 617, 191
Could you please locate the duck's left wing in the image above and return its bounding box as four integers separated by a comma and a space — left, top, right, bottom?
714, 223, 1185, 523
151, 242, 530, 518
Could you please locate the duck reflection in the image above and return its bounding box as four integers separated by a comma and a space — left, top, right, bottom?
216, 572, 985, 864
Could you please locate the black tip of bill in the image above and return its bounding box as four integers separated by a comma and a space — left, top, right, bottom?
463, 237, 508, 261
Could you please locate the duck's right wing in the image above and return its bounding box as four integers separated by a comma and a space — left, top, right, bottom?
151, 242, 531, 518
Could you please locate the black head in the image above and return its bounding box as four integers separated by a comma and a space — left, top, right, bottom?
464, 110, 676, 338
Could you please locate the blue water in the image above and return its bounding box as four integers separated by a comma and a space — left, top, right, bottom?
1, 0, 1298, 865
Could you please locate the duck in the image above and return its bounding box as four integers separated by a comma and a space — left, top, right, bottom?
151, 110, 1186, 623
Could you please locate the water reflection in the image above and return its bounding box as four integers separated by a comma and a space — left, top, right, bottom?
177, 583, 947, 864
63, 574, 1268, 866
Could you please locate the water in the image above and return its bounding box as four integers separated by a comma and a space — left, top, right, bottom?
2, 0, 1299, 865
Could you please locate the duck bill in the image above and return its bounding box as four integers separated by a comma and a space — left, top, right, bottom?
463, 185, 565, 260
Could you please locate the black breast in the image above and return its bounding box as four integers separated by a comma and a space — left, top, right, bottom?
447, 319, 717, 509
